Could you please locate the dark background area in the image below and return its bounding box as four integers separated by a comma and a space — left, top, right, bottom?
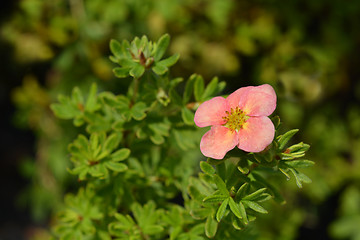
0, 2, 35, 237
0, 40, 33, 240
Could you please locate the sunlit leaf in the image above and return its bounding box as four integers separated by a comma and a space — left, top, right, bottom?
205, 216, 218, 238
154, 33, 170, 61
277, 129, 299, 150
216, 198, 229, 222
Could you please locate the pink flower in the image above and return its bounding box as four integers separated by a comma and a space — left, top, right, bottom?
194, 84, 277, 159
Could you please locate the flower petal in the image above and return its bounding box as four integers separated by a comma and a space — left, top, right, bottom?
225, 86, 254, 109
200, 126, 238, 159
237, 116, 275, 152
238, 84, 276, 116
194, 96, 229, 127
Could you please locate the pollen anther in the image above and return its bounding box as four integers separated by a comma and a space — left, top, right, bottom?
223, 107, 249, 132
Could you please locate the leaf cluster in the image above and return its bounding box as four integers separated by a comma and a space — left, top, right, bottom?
51, 34, 229, 239
50, 34, 313, 240
110, 34, 179, 79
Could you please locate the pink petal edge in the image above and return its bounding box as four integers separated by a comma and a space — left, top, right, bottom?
225, 86, 254, 109
238, 84, 277, 117
194, 96, 229, 127
237, 116, 275, 152
200, 125, 238, 159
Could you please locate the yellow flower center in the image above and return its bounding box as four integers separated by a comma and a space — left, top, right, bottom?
222, 107, 249, 132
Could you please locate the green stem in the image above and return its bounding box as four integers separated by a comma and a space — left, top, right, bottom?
216, 161, 226, 179
131, 78, 139, 105
246, 163, 258, 176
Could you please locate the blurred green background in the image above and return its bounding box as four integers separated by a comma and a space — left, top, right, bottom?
0, 0, 360, 239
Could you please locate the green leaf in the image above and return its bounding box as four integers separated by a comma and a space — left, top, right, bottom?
72, 87, 84, 105
213, 174, 228, 196
119, 58, 137, 68
191, 208, 211, 220
277, 129, 299, 150
150, 133, 165, 145
158, 53, 179, 67
216, 162, 227, 181
207, 158, 226, 166
98, 92, 119, 108
148, 122, 170, 137
188, 186, 205, 202
297, 171, 312, 183
239, 202, 248, 224
203, 195, 228, 203
168, 77, 183, 89
51, 101, 79, 119
86, 115, 112, 133
205, 216, 218, 238
283, 160, 315, 168
90, 133, 99, 151
243, 188, 268, 201
97, 231, 111, 240
252, 193, 272, 202
115, 95, 131, 110
73, 115, 84, 127
118, 213, 136, 226
183, 74, 196, 104
131, 37, 140, 52
97, 164, 109, 178
169, 88, 183, 106
110, 39, 123, 59
96, 149, 110, 161
75, 134, 89, 149
139, 35, 148, 49
111, 148, 131, 162
216, 198, 229, 222
143, 225, 164, 235
288, 142, 310, 153
78, 169, 88, 181
200, 162, 216, 175
235, 182, 250, 200
129, 64, 145, 79
89, 164, 106, 177
103, 133, 121, 152
131, 102, 147, 120
170, 226, 182, 240
251, 172, 286, 204
172, 129, 197, 150
201, 77, 218, 100
242, 200, 268, 214
155, 86, 169, 104
237, 159, 250, 175
189, 176, 212, 195
105, 162, 128, 172
194, 75, 205, 102
217, 81, 226, 93
113, 67, 130, 78
278, 169, 290, 181
189, 223, 205, 236
85, 83, 98, 112
289, 168, 312, 188
271, 115, 281, 129
154, 34, 170, 61
181, 107, 194, 125
110, 216, 133, 234
134, 201, 161, 230
232, 215, 243, 230
70, 165, 86, 174
281, 151, 305, 160
229, 197, 242, 219
152, 63, 168, 75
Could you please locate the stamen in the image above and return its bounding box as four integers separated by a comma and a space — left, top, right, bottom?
223, 107, 249, 132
